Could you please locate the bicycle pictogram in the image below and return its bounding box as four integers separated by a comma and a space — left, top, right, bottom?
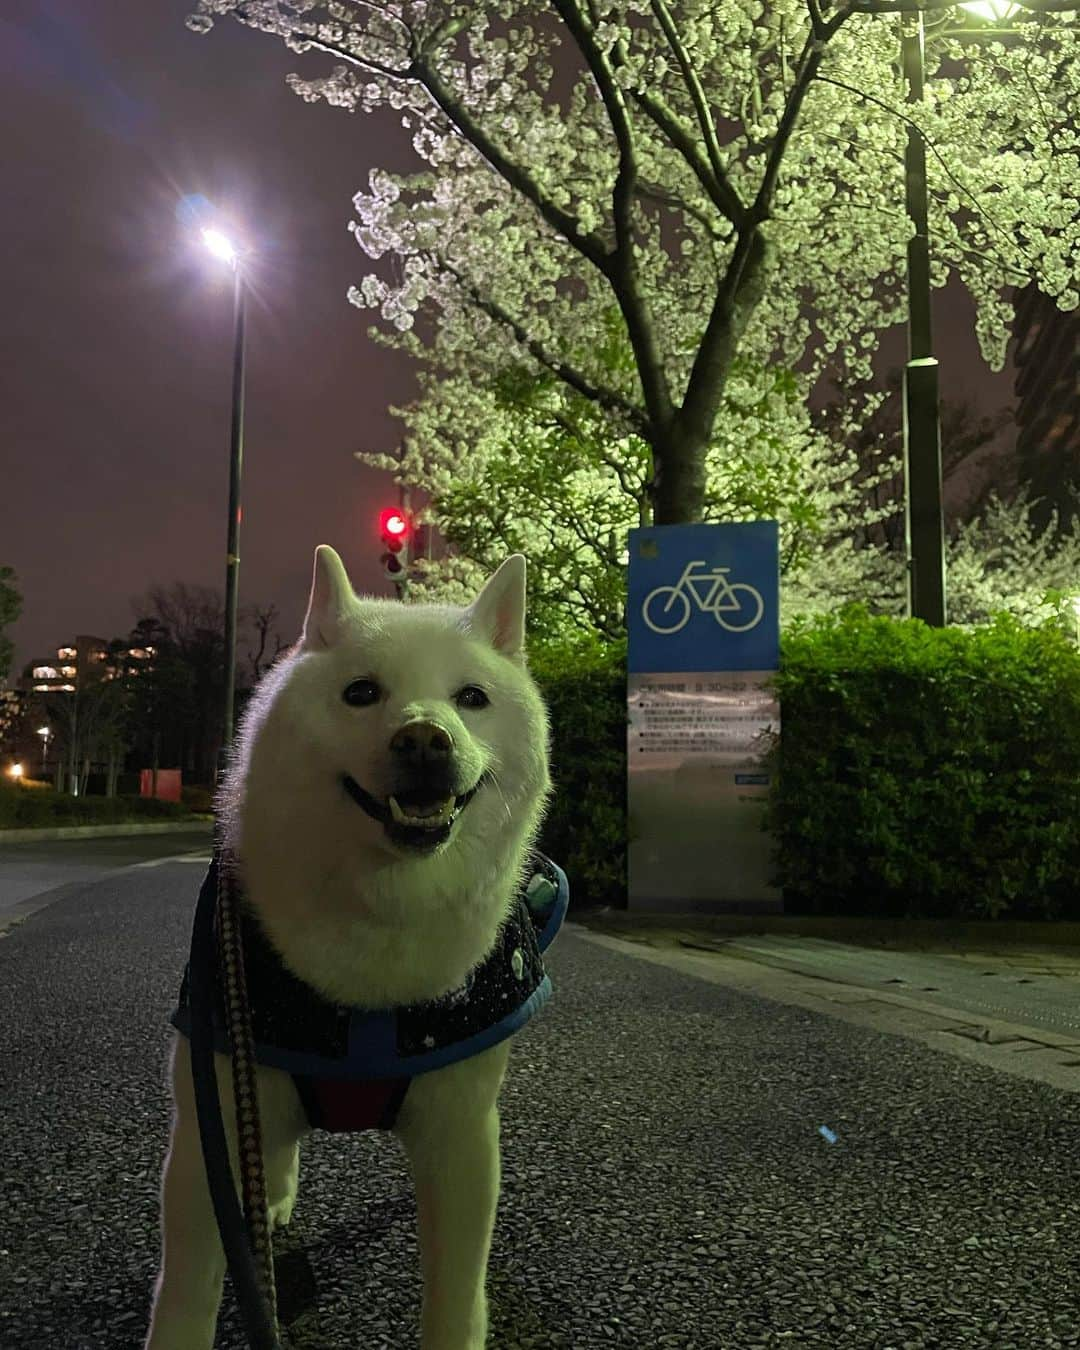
642, 559, 765, 634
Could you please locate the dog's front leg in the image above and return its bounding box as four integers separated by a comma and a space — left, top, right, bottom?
411, 1103, 501, 1350
144, 1100, 228, 1350
145, 1033, 305, 1350
394, 1043, 510, 1350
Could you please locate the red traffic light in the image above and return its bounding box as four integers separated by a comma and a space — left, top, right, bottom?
379, 507, 409, 543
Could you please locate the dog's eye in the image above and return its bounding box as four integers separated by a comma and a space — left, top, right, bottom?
456, 685, 489, 710
343, 678, 381, 707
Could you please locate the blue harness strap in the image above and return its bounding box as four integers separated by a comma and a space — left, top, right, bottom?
170, 853, 568, 1133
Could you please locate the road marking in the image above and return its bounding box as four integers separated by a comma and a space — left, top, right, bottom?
127, 854, 211, 869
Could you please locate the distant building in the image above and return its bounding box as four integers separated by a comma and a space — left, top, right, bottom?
7, 637, 156, 784
1013, 282, 1080, 534
20, 635, 155, 694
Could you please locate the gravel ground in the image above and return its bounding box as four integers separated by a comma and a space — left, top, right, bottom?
1, 863, 1079, 1349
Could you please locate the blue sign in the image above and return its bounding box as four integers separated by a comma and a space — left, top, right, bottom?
627, 522, 779, 673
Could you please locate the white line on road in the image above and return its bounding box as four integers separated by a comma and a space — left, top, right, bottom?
126, 855, 211, 869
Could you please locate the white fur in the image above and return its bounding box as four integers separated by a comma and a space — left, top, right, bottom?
145, 550, 552, 1350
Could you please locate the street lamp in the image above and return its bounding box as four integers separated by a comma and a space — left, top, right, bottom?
200, 221, 247, 787
8, 763, 23, 783
37, 725, 51, 777
899, 0, 1018, 628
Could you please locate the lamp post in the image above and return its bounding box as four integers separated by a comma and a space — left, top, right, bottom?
202, 227, 247, 789
899, 0, 1019, 628
37, 725, 51, 777
900, 10, 945, 627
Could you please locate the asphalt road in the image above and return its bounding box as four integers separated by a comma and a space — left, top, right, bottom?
1, 854, 1079, 1348
0, 828, 214, 918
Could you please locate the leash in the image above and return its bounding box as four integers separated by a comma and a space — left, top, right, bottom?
188, 835, 282, 1349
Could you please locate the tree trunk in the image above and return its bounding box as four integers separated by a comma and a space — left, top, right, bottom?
646, 232, 769, 527
650, 420, 709, 525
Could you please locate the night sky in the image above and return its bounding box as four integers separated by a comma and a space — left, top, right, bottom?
2, 0, 1015, 677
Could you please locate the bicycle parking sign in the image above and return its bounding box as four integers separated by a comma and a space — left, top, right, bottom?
627, 521, 779, 672
626, 521, 782, 912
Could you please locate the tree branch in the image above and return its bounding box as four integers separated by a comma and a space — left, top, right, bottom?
816, 74, 1041, 278
649, 0, 736, 204
670, 18, 839, 451
749, 24, 835, 230
247, 13, 613, 270
433, 256, 648, 433
635, 183, 724, 289
631, 88, 746, 224
412, 49, 611, 270
549, 0, 637, 254
549, 0, 675, 434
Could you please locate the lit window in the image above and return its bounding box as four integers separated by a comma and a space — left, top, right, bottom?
32, 666, 59, 680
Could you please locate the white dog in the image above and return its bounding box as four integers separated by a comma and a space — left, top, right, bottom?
145, 547, 564, 1350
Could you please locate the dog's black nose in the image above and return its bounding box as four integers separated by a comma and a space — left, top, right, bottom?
389, 720, 453, 770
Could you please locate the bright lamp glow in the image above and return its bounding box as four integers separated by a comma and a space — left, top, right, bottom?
957, 0, 1020, 19
202, 227, 237, 263
8, 763, 23, 779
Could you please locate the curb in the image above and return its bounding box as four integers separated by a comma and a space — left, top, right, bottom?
0, 820, 214, 844
572, 906, 1080, 952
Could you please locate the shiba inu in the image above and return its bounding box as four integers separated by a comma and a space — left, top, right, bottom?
145, 547, 563, 1350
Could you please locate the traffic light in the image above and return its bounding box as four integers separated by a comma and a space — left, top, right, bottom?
379, 506, 411, 582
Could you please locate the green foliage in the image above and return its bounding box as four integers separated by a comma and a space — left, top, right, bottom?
764, 606, 1080, 920
528, 630, 627, 910
0, 565, 22, 686
0, 783, 196, 829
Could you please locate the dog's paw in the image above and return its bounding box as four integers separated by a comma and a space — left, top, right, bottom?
268, 1192, 296, 1231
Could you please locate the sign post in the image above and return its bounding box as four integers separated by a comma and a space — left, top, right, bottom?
626, 521, 781, 913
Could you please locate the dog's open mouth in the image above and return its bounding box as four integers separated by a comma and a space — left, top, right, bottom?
342, 773, 486, 851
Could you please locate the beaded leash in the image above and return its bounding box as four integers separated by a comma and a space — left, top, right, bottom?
215, 844, 280, 1336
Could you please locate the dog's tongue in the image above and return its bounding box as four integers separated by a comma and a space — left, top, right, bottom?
390, 792, 455, 823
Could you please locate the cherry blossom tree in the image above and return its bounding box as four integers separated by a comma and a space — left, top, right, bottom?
365, 356, 1079, 637
189, 0, 1078, 528
359, 352, 897, 636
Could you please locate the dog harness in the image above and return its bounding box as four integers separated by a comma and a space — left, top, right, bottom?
170, 852, 568, 1134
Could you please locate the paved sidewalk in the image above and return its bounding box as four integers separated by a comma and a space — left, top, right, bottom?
573, 905, 1080, 978
571, 907, 1080, 1095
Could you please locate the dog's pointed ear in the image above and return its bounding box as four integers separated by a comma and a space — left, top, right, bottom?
301, 545, 355, 651
464, 554, 527, 659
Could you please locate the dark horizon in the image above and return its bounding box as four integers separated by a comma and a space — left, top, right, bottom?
3, 0, 1016, 677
